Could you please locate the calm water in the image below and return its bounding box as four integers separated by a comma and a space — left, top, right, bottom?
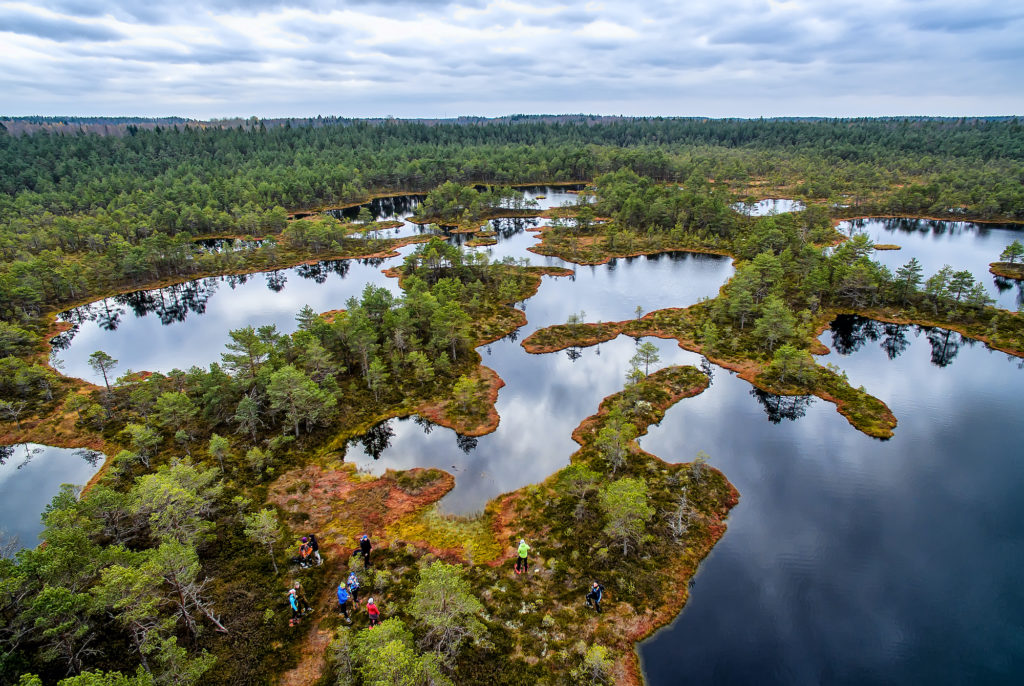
324, 185, 584, 239
639, 315, 1024, 685
735, 198, 806, 216
42, 198, 1024, 683
54, 187, 589, 383
0, 443, 104, 550
838, 217, 1024, 310
54, 258, 398, 381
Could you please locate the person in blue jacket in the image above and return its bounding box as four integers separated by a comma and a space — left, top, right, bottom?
585, 581, 605, 613
288, 588, 301, 626
336, 582, 352, 623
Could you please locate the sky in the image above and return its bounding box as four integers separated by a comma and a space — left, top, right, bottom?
1, 0, 1022, 118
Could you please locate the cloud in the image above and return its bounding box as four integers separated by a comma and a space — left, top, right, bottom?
0, 7, 125, 41
0, 0, 1021, 117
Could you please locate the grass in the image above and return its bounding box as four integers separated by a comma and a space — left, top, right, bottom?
387, 505, 503, 564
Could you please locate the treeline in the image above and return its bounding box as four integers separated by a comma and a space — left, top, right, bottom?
3, 118, 1024, 338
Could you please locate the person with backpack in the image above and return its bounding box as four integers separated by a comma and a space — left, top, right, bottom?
585, 581, 604, 613
336, 582, 352, 623
515, 539, 530, 575
347, 571, 361, 604
288, 589, 301, 626
366, 597, 381, 627
309, 533, 323, 565
359, 534, 372, 568
293, 580, 313, 614
298, 538, 313, 568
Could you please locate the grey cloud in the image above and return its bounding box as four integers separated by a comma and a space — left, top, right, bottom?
903, 5, 1024, 33
709, 19, 807, 47
37, 0, 483, 24
70, 43, 267, 66
277, 17, 352, 43
3, 0, 1022, 118
0, 9, 125, 42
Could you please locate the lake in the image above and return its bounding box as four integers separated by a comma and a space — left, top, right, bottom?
0, 443, 105, 551
638, 315, 1024, 685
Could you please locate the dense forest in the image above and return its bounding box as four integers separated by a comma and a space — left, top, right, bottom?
2, 117, 1024, 686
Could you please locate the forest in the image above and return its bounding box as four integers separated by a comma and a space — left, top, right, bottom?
1, 117, 1024, 686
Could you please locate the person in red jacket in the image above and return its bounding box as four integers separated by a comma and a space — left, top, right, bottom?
366, 597, 381, 627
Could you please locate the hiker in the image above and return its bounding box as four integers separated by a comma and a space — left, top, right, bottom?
366, 597, 381, 627
293, 580, 313, 614
288, 589, 301, 626
359, 534, 372, 568
297, 538, 313, 568
515, 539, 530, 575
309, 533, 323, 565
336, 582, 352, 623
347, 571, 361, 604
585, 581, 604, 613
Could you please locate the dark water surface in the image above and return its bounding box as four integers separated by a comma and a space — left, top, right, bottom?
639, 315, 1024, 685
0, 443, 104, 550
838, 217, 1024, 311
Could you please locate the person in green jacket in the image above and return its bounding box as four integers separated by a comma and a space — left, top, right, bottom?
515, 539, 530, 574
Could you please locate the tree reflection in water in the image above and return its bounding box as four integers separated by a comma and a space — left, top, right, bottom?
54, 256, 366, 352
455, 434, 478, 454
265, 271, 287, 292
354, 420, 395, 460
0, 444, 100, 470
57, 277, 221, 337
751, 389, 816, 423
413, 416, 437, 435
829, 314, 965, 366
992, 276, 1024, 310
926, 328, 965, 368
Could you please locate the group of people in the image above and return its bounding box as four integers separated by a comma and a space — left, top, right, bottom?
517, 539, 605, 613
289, 533, 604, 630
287, 533, 379, 628
335, 570, 378, 624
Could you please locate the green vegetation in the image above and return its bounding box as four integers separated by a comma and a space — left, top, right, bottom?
414, 182, 538, 226
3, 117, 1024, 685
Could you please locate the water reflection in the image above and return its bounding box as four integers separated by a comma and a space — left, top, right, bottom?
640, 319, 1024, 685
734, 198, 805, 216
0, 443, 105, 550
356, 420, 396, 459
750, 389, 815, 423
838, 217, 1024, 310
828, 314, 970, 368
194, 237, 264, 253
54, 257, 402, 381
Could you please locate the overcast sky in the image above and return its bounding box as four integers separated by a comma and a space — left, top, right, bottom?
1, 0, 1022, 118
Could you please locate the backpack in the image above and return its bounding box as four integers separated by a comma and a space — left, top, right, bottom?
337, 587, 349, 604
